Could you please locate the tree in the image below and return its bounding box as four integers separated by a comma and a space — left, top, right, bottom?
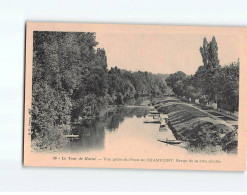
168, 36, 239, 111
32, 31, 102, 149
200, 36, 220, 69
166, 71, 187, 97
214, 61, 239, 111
31, 31, 174, 150
198, 36, 220, 101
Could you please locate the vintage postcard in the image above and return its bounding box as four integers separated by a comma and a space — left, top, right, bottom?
24, 22, 247, 171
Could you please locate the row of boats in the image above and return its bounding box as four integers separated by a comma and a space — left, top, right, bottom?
144, 109, 183, 145
143, 109, 169, 131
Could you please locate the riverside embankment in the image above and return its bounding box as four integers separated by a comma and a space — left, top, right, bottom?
154, 97, 238, 153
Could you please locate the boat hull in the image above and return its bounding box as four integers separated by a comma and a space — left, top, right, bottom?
143, 121, 161, 124
158, 139, 182, 144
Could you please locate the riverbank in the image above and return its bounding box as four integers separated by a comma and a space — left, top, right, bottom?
154, 97, 238, 154
64, 105, 190, 155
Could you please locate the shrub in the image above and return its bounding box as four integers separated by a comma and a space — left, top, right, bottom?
222, 130, 238, 152
31, 125, 69, 151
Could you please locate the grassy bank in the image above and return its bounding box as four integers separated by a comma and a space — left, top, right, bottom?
155, 99, 237, 154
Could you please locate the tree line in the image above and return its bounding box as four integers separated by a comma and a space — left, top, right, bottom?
31, 31, 169, 150
166, 36, 239, 113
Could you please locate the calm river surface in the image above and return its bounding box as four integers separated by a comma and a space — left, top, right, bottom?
65, 107, 188, 156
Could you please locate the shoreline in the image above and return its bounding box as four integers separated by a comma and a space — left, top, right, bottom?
154, 97, 238, 153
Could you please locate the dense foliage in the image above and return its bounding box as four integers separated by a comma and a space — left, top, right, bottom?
31, 31, 169, 150
166, 36, 239, 112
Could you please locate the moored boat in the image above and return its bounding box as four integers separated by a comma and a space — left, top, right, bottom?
158, 139, 182, 144
63, 134, 80, 139
159, 124, 167, 131
144, 119, 161, 124
149, 110, 160, 115
143, 115, 161, 123
153, 115, 161, 119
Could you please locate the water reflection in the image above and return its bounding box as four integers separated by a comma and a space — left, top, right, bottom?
69, 107, 149, 152
105, 107, 149, 131
70, 120, 105, 152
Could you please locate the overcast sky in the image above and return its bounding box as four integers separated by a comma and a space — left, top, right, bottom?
97, 32, 239, 75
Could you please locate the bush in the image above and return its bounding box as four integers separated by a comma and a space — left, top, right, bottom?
31, 125, 69, 151
222, 130, 238, 152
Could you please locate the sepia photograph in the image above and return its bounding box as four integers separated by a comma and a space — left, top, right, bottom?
3, 0, 247, 192
24, 23, 247, 171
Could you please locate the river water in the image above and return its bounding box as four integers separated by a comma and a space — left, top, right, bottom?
65, 107, 188, 156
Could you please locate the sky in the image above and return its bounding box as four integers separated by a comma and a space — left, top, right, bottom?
96, 32, 239, 75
